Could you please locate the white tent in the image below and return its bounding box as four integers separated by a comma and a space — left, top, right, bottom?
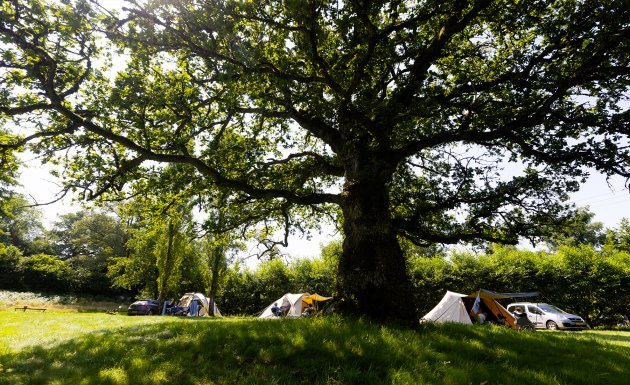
420, 291, 473, 324
421, 289, 529, 328
258, 292, 332, 318
178, 292, 222, 317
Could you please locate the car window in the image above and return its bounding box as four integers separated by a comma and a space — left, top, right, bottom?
527, 305, 543, 315
538, 304, 568, 314
507, 306, 515, 312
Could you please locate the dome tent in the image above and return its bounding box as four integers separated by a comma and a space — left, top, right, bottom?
258, 293, 332, 318
177, 292, 222, 317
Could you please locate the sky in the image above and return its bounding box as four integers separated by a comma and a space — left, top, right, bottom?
15, 155, 630, 259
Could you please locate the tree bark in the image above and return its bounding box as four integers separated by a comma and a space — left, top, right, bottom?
206, 245, 224, 316
157, 220, 175, 302
337, 174, 416, 323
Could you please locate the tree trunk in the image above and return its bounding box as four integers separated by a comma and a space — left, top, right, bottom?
337, 177, 416, 323
157, 220, 175, 302
206, 245, 224, 316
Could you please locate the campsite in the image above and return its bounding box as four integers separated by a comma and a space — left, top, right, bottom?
2, 0, 630, 383
422, 290, 521, 328
420, 289, 588, 330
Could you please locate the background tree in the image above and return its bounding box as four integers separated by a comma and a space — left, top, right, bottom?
197, 227, 245, 315
0, 127, 20, 217
198, 235, 228, 315
0, 194, 50, 255
2, 0, 630, 321
192, 189, 245, 314
289, 254, 338, 296
219, 262, 260, 315
108, 228, 159, 297
20, 253, 77, 293
50, 212, 86, 260
48, 210, 128, 293
0, 244, 24, 290
154, 212, 194, 301
218, 259, 293, 315
109, 196, 200, 300
603, 218, 630, 253
543, 207, 606, 251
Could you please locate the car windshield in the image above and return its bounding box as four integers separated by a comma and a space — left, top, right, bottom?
538, 304, 568, 314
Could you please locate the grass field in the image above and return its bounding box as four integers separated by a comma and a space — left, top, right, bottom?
1, 309, 630, 385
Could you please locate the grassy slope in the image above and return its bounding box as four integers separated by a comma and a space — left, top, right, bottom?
1, 311, 629, 385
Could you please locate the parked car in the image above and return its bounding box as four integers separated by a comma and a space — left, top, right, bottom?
506, 302, 589, 330
127, 299, 161, 316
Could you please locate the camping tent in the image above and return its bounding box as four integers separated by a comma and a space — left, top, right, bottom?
421, 291, 473, 324
258, 293, 332, 318
177, 292, 222, 317
421, 289, 539, 328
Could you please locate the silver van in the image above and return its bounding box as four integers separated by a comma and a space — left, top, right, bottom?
506, 302, 589, 330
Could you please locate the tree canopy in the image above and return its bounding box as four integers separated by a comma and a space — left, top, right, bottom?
0, 194, 48, 255
1, 0, 629, 321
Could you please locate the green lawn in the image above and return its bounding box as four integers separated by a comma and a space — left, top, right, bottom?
1, 310, 629, 385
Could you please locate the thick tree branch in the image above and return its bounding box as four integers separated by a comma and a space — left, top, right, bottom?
390, 0, 494, 109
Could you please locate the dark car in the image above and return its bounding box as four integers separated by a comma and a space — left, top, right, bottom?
127, 299, 161, 315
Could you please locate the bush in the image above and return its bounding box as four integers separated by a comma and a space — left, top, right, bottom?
20, 254, 77, 293
0, 244, 24, 290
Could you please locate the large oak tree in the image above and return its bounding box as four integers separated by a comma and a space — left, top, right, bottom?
1, 0, 629, 321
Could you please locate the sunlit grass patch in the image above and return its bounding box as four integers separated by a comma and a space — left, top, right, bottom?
98, 367, 129, 385
1, 311, 630, 384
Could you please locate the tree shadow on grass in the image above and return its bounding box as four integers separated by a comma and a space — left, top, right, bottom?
1, 318, 629, 385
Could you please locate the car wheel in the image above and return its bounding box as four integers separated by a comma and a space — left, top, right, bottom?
546, 320, 558, 330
